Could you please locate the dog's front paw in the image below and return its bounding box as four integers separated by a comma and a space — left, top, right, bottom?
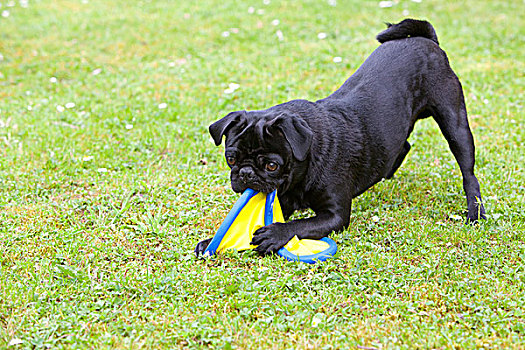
251, 223, 292, 255
195, 238, 213, 258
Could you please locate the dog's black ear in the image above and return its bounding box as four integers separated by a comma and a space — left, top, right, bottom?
269, 114, 313, 161
209, 111, 246, 146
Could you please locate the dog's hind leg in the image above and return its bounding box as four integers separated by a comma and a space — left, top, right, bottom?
431, 98, 486, 223
386, 141, 411, 179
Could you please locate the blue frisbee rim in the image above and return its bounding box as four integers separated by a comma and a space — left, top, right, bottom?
277, 237, 338, 264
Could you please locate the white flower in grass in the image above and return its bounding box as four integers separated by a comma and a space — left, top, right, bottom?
333, 56, 342, 63
125, 124, 133, 130
312, 314, 324, 328
317, 32, 327, 40
224, 83, 240, 94
222, 31, 230, 37
328, 0, 337, 6
65, 102, 75, 109
8, 338, 23, 346
248, 7, 255, 14
158, 102, 167, 109
371, 215, 380, 223
97, 168, 108, 173
49, 77, 57, 83
92, 68, 102, 75
56, 105, 65, 112
271, 19, 280, 26
1, 10, 9, 18
82, 156, 94, 162
379, 1, 394, 8
491, 213, 502, 220
276, 30, 284, 41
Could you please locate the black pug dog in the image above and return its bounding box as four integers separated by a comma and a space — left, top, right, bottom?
195, 19, 486, 256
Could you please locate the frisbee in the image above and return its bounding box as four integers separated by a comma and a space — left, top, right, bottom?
201, 188, 337, 264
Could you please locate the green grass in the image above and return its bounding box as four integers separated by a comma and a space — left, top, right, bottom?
0, 0, 523, 348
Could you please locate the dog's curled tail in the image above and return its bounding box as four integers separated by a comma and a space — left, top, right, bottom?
376, 19, 439, 45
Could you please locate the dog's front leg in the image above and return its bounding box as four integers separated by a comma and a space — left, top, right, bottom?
251, 201, 351, 255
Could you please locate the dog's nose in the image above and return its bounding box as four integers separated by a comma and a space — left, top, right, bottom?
239, 167, 256, 183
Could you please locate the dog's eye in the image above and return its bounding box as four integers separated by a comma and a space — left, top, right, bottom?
226, 156, 236, 166
265, 162, 278, 172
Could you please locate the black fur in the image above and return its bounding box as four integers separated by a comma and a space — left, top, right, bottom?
377, 18, 439, 44
195, 19, 486, 257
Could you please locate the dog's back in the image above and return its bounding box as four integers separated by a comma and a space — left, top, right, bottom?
321, 20, 448, 157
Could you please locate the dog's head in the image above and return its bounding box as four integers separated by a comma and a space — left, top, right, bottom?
209, 109, 313, 194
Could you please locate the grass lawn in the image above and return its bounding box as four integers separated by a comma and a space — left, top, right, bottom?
0, 0, 524, 348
